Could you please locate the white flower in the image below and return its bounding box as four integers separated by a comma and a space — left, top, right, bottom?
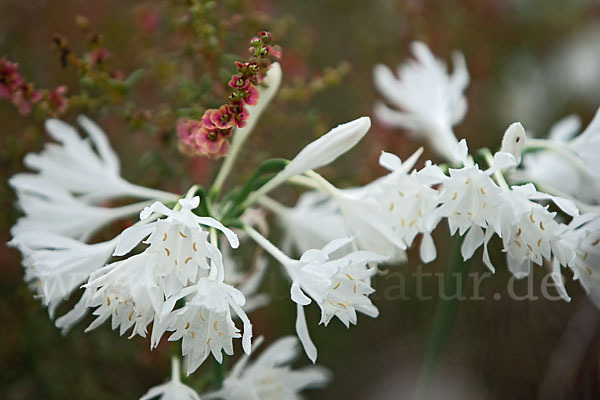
245, 228, 386, 362
140, 357, 201, 400
516, 109, 600, 204
13, 116, 177, 204
567, 215, 600, 307
492, 184, 579, 278
10, 186, 151, 241
8, 231, 117, 318
260, 191, 348, 256
376, 151, 441, 263
204, 336, 330, 400
115, 196, 239, 297
373, 41, 469, 162
161, 277, 252, 375
84, 253, 162, 338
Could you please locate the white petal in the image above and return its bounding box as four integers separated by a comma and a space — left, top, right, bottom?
420, 232, 437, 263
295, 304, 317, 363
461, 225, 484, 260
114, 223, 155, 256
291, 282, 312, 306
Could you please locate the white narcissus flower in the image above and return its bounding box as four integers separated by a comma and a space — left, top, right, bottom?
373, 41, 469, 162
161, 277, 252, 375
140, 357, 201, 400
433, 161, 501, 268
10, 185, 151, 242
245, 228, 386, 362
376, 150, 441, 263
7, 231, 117, 318
203, 336, 331, 400
567, 215, 600, 307
115, 196, 239, 297
84, 253, 162, 338
11, 116, 178, 204
491, 184, 578, 278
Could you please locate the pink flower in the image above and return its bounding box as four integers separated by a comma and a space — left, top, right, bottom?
230, 102, 249, 128
266, 44, 282, 59
210, 105, 235, 130
12, 83, 42, 115
194, 126, 230, 158
177, 118, 202, 146
88, 48, 110, 67
0, 58, 23, 99
49, 86, 69, 115
241, 83, 259, 106
228, 75, 250, 90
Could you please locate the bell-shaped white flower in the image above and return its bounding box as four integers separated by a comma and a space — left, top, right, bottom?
492, 184, 579, 278
84, 253, 163, 338
115, 196, 239, 297
245, 228, 386, 362
13, 116, 178, 204
376, 151, 441, 263
8, 231, 117, 318
203, 336, 330, 400
373, 41, 469, 162
567, 215, 600, 307
140, 357, 201, 400
161, 277, 253, 375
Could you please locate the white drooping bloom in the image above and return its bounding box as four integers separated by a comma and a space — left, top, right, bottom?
566, 215, 600, 307
491, 184, 579, 279
430, 141, 504, 268
516, 109, 600, 205
245, 228, 386, 362
84, 253, 163, 338
8, 231, 117, 318
67, 197, 240, 343
376, 150, 441, 263
140, 357, 201, 400
204, 336, 330, 400
373, 41, 469, 162
115, 196, 239, 296
10, 185, 151, 241
260, 191, 348, 256
12, 116, 178, 204
161, 277, 253, 375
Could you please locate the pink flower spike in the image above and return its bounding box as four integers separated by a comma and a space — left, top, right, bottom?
242, 84, 259, 106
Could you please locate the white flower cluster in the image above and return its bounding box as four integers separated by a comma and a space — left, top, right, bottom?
8, 46, 600, 399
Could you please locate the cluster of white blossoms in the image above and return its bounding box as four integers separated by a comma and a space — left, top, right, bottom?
8, 43, 600, 399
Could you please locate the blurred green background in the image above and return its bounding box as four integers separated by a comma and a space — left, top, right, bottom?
2, 1, 600, 399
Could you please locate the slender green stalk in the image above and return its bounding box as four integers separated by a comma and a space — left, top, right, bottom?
213, 357, 227, 389
414, 235, 470, 400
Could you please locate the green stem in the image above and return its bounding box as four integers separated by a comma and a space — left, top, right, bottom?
213, 357, 227, 389
414, 235, 470, 400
